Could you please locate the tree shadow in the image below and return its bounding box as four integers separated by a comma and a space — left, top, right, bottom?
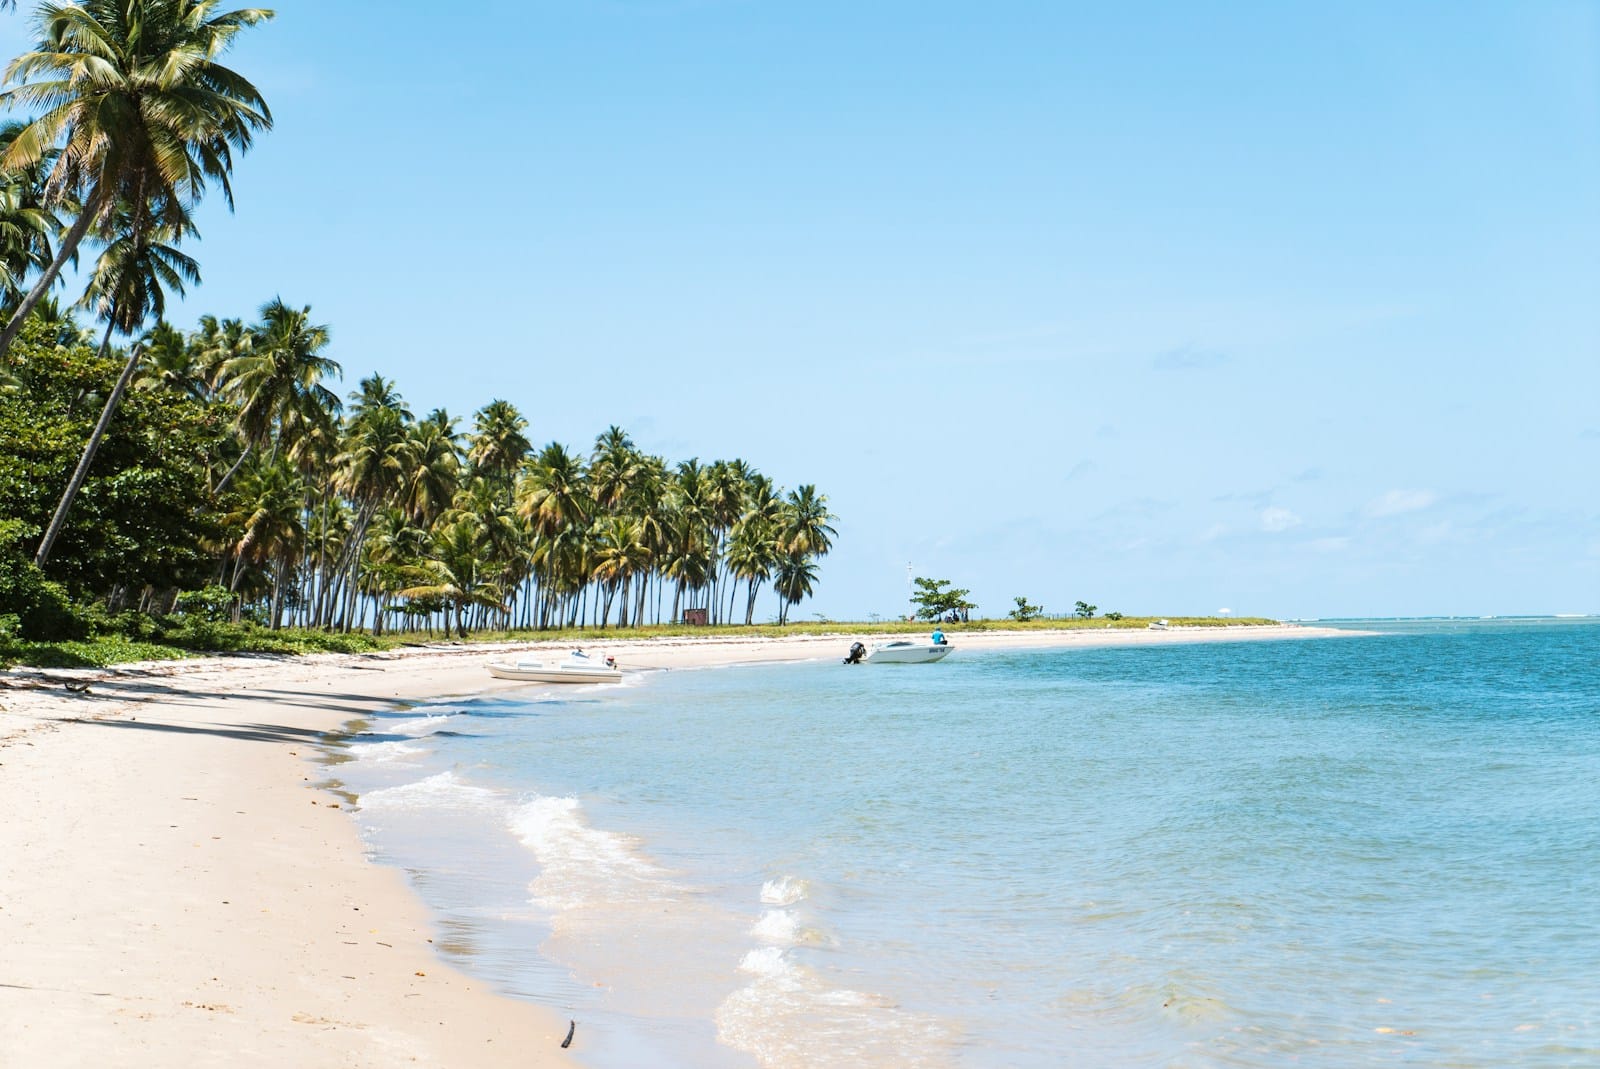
69, 717, 336, 745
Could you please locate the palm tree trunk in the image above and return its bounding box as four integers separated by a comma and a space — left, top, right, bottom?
745, 578, 762, 626
0, 191, 107, 363
33, 331, 141, 568
212, 443, 252, 495
269, 550, 287, 630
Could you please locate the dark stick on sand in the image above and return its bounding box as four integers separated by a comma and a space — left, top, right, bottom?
561, 1019, 576, 1049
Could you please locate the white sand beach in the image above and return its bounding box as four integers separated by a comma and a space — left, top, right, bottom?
0, 624, 1353, 1067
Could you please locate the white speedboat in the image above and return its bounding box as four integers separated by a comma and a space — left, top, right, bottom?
486, 651, 623, 684
863, 640, 952, 664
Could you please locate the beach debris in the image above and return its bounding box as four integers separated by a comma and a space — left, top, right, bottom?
562, 1020, 576, 1049
63, 682, 90, 693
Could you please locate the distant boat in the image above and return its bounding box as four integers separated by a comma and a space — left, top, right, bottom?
1148, 619, 1170, 630
864, 640, 952, 664
486, 650, 623, 684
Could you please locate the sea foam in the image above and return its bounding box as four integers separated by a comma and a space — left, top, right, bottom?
358, 770, 506, 814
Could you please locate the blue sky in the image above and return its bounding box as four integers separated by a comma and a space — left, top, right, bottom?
6, 2, 1596, 619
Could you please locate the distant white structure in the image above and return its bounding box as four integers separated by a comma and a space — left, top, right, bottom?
1219, 607, 1232, 616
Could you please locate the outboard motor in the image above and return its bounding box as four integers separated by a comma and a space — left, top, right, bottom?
844, 641, 867, 665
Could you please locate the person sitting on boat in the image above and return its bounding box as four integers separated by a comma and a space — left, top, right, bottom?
931, 628, 947, 645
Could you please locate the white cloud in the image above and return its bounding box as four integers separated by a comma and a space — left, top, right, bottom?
1366, 489, 1438, 517
1261, 507, 1303, 532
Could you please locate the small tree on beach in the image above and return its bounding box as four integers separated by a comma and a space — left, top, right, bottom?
910, 576, 974, 622
1008, 596, 1043, 622
1073, 600, 1096, 618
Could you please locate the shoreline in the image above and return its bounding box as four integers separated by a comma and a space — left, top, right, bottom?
0, 624, 1359, 1066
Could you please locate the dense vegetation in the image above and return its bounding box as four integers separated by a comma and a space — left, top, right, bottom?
0, 306, 840, 642
0, 2, 838, 649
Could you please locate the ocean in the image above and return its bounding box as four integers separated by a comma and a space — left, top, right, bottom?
334, 618, 1600, 1068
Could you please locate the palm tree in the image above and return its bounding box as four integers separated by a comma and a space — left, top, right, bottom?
216, 298, 339, 489
0, 122, 62, 310
135, 320, 207, 398
467, 399, 530, 500
23, 293, 90, 349
518, 442, 591, 537
33, 217, 198, 565
190, 313, 251, 398
400, 418, 461, 527
780, 484, 837, 559
726, 517, 776, 626
76, 213, 198, 365
703, 459, 748, 622
443, 475, 521, 628
662, 458, 711, 622
773, 553, 819, 625
399, 515, 503, 638
589, 515, 647, 628
590, 425, 640, 514
363, 507, 431, 635
348, 373, 410, 424
0, 0, 274, 361
517, 442, 592, 628
331, 381, 413, 629
221, 457, 303, 626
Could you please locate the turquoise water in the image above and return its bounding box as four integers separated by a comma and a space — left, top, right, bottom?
338, 620, 1600, 1068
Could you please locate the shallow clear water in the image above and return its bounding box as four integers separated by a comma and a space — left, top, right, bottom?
336, 619, 1600, 1068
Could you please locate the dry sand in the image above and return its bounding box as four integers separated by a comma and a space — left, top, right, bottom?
0, 623, 1355, 1066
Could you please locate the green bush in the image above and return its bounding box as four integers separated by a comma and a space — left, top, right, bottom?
173, 585, 236, 623
0, 523, 88, 640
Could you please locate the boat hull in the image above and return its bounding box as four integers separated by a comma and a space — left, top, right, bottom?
486, 661, 623, 684
864, 642, 952, 664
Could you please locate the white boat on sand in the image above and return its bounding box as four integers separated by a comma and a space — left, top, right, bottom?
486, 651, 623, 684
863, 640, 952, 664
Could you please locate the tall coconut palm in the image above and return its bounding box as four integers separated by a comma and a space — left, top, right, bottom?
518, 441, 591, 538
444, 474, 521, 628
773, 553, 819, 625
780, 484, 836, 559
399, 515, 503, 639
727, 517, 776, 626
77, 213, 198, 341
221, 456, 303, 626
590, 425, 640, 514
702, 459, 748, 622
217, 298, 339, 489
400, 418, 461, 527
467, 399, 530, 501
135, 319, 206, 397
0, 0, 274, 361
348, 373, 410, 424
590, 515, 647, 628
23, 292, 90, 349
362, 507, 431, 635
0, 121, 62, 309
34, 217, 198, 565
190, 313, 251, 397
331, 383, 413, 629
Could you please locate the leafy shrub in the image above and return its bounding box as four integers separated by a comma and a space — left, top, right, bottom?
173, 585, 236, 623
1007, 596, 1044, 622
